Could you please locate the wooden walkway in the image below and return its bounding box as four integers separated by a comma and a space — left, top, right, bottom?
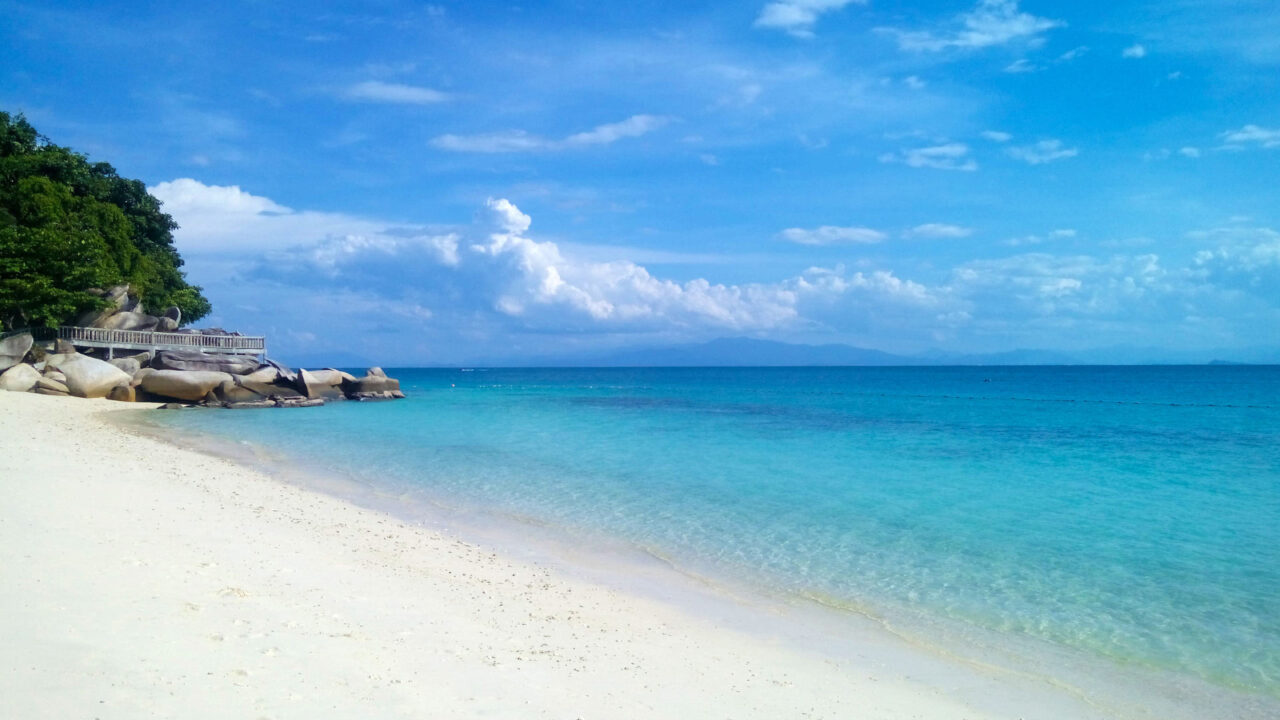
56, 326, 266, 358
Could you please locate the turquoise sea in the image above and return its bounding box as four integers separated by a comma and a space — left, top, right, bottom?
149, 366, 1280, 715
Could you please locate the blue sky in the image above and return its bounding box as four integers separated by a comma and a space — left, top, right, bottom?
3, 0, 1279, 364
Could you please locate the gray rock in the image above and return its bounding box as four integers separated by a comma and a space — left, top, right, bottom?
236, 378, 303, 399
241, 366, 280, 384
108, 357, 142, 377
367, 366, 386, 378
155, 316, 179, 332
0, 331, 33, 371
44, 352, 132, 398
325, 368, 358, 383
42, 368, 67, 383
216, 379, 267, 404
75, 306, 114, 328
162, 306, 181, 323
103, 285, 130, 309
139, 370, 234, 402
343, 369, 404, 400
0, 363, 40, 392
226, 400, 275, 409
262, 357, 297, 383
77, 285, 133, 327
100, 311, 160, 332
107, 384, 135, 402
277, 397, 325, 408
153, 350, 259, 375
300, 368, 345, 400
36, 375, 70, 394
157, 402, 189, 410
53, 339, 76, 354
34, 387, 70, 397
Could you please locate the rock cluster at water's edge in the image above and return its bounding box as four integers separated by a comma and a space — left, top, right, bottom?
0, 331, 405, 408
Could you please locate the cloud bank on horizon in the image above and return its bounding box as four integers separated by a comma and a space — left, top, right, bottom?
5, 0, 1279, 363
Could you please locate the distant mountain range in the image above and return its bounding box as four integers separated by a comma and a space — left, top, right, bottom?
469, 337, 1280, 368
284, 336, 1280, 369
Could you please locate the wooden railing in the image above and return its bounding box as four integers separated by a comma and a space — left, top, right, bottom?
57, 326, 266, 354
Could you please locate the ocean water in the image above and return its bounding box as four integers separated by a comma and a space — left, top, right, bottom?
148, 366, 1280, 711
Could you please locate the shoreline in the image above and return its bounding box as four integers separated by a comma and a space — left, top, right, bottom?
1, 391, 1270, 719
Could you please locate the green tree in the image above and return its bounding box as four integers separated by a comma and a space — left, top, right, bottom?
0, 111, 211, 330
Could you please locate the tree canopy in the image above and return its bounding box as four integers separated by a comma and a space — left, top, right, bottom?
0, 112, 211, 330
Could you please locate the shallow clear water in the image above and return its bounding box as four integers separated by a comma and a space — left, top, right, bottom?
152, 366, 1280, 700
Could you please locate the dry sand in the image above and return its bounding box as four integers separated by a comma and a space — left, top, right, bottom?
0, 390, 1015, 719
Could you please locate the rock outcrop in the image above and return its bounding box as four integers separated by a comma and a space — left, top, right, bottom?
0, 332, 33, 371
343, 367, 406, 400
156, 306, 181, 332
152, 350, 258, 375
299, 368, 346, 401
108, 357, 143, 377
1, 305, 406, 408
0, 362, 40, 392
44, 352, 132, 398
139, 370, 234, 402
100, 311, 159, 332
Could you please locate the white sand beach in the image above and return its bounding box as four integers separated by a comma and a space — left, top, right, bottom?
1, 391, 1032, 719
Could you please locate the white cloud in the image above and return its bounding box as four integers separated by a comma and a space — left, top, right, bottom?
154, 179, 1280, 359
1058, 46, 1088, 61
779, 225, 887, 245
1006, 139, 1078, 164
343, 80, 449, 104
1005, 228, 1076, 247
1179, 147, 1201, 158
882, 0, 1064, 53
880, 143, 978, 171
563, 115, 670, 147
903, 75, 927, 89
754, 0, 864, 38
1122, 44, 1147, 59
981, 130, 1012, 143
149, 179, 449, 257
1189, 226, 1280, 276
906, 223, 974, 239
1220, 124, 1280, 149
432, 115, 670, 153
1004, 59, 1041, 73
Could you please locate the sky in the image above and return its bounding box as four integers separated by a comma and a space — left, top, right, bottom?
3, 0, 1279, 364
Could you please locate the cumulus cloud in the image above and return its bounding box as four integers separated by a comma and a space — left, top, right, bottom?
778, 225, 887, 245
882, 0, 1064, 53
879, 143, 978, 171
150, 178, 414, 254
432, 115, 670, 153
906, 223, 974, 239
1006, 139, 1078, 164
343, 80, 449, 104
951, 252, 1170, 320
754, 0, 864, 38
1220, 124, 1280, 149
1190, 226, 1280, 284
153, 180, 1280, 360
1122, 44, 1147, 59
